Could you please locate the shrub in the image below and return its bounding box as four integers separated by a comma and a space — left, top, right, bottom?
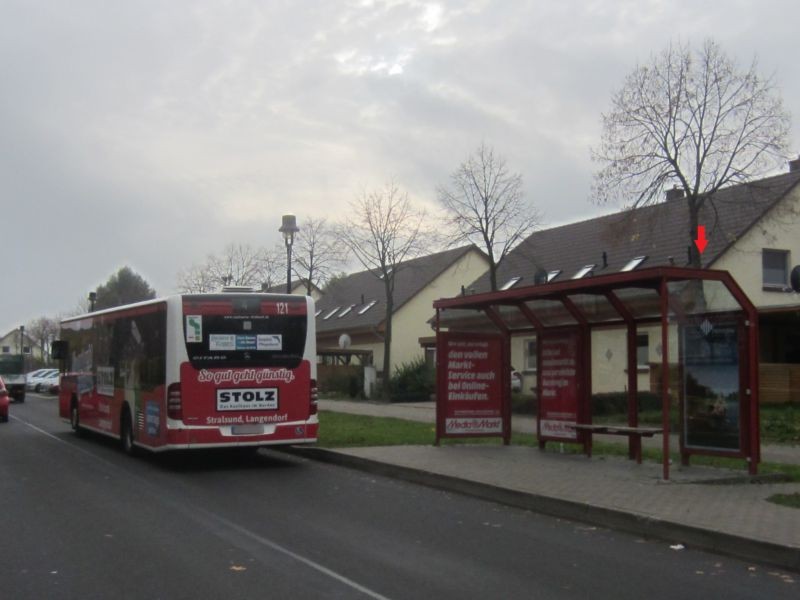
320, 370, 363, 398
389, 358, 435, 403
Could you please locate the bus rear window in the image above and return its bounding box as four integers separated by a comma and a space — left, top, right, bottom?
183, 313, 307, 369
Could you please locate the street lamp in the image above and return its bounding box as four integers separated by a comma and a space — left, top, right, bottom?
88, 292, 97, 312
279, 214, 300, 294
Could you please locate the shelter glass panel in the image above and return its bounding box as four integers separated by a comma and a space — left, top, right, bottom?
566, 293, 620, 324
612, 287, 662, 320
494, 304, 536, 332
438, 307, 498, 333
667, 280, 741, 317
521, 299, 578, 327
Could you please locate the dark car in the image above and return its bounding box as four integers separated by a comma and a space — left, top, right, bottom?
0, 376, 10, 422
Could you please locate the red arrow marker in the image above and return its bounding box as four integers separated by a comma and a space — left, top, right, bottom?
694, 225, 708, 254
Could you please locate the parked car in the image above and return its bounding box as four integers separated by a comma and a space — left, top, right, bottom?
27, 369, 59, 392
26, 368, 50, 384
0, 376, 9, 422
40, 371, 60, 394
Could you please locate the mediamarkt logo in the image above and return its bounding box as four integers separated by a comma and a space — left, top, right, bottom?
198, 368, 295, 385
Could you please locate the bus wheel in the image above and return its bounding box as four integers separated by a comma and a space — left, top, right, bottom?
70, 399, 84, 436
120, 410, 137, 456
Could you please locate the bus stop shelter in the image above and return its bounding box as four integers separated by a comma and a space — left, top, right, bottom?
433, 267, 760, 480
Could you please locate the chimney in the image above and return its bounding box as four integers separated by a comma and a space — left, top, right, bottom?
789, 155, 800, 173
665, 185, 685, 201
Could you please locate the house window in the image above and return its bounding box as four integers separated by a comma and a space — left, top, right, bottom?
637, 334, 649, 368
1, 346, 9, 354
500, 276, 522, 290
524, 338, 538, 371
547, 270, 561, 282
338, 304, 356, 318
621, 256, 647, 272
425, 347, 436, 369
323, 307, 341, 320
762, 249, 789, 288
23, 346, 31, 354
572, 264, 596, 279
358, 300, 377, 315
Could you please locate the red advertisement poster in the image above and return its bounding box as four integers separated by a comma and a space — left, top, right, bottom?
539, 331, 579, 441
437, 332, 506, 438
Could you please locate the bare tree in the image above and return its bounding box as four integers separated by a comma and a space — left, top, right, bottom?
176, 262, 219, 293
208, 243, 268, 288
26, 316, 60, 364
592, 39, 791, 266
438, 143, 541, 290
335, 182, 434, 396
177, 244, 283, 293
292, 217, 342, 295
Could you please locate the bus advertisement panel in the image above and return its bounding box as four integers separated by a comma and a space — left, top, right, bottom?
538, 331, 580, 442
57, 293, 318, 453
436, 331, 509, 441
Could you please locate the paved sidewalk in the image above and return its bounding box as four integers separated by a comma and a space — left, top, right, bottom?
304, 399, 800, 571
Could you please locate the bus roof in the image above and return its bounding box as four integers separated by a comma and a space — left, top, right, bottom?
60, 292, 308, 324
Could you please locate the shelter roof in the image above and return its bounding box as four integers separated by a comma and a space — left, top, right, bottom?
435, 266, 757, 331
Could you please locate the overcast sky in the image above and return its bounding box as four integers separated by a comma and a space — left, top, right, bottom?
3, 0, 799, 335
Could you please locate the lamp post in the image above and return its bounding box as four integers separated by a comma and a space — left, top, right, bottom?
279, 214, 300, 294
88, 292, 97, 312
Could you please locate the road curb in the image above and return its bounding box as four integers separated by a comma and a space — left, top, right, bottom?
283, 446, 800, 573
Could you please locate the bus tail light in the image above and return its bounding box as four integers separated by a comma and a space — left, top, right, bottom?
309, 378, 318, 416
167, 383, 183, 420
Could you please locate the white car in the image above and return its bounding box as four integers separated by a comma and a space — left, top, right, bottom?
25, 368, 50, 385
26, 369, 59, 392
39, 371, 61, 394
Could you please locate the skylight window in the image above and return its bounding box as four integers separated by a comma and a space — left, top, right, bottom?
500, 276, 522, 290
315, 309, 322, 317
358, 300, 377, 315
621, 256, 647, 272
323, 306, 341, 320
338, 304, 356, 318
547, 270, 561, 282
572, 264, 596, 279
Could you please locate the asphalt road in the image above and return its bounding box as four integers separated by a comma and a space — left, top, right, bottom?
1, 394, 797, 599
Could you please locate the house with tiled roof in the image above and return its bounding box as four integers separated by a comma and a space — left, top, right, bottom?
450, 158, 800, 402
315, 245, 489, 392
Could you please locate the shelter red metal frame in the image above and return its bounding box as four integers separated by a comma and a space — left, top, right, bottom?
433, 266, 760, 480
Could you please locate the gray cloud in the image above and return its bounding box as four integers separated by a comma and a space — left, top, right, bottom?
2, 0, 798, 334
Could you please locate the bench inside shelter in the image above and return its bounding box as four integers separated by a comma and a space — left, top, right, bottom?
568, 424, 663, 463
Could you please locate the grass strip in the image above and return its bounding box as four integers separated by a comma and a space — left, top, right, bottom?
318, 411, 539, 448
766, 493, 800, 509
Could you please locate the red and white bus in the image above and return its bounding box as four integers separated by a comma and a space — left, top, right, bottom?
56, 292, 318, 453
